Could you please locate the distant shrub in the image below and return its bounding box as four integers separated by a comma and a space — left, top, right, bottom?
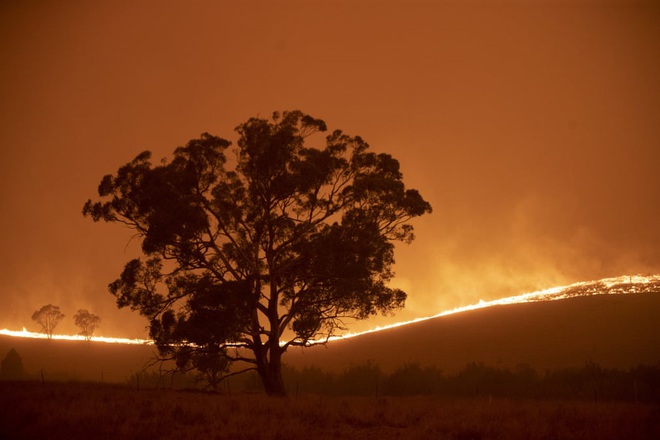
283, 365, 336, 396
281, 361, 660, 402
1, 348, 25, 380
385, 362, 445, 396
338, 360, 384, 396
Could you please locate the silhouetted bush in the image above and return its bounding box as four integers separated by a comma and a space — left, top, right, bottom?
629, 364, 660, 402
338, 360, 384, 396
385, 362, 446, 395
1, 348, 26, 380
283, 365, 336, 396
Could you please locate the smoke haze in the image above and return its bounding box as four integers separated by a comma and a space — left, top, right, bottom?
1, 1, 658, 338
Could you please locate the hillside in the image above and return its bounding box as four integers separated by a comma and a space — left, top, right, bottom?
0, 335, 154, 382
2, 278, 659, 382
286, 291, 660, 373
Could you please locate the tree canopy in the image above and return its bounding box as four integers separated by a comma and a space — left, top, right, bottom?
73, 309, 101, 341
83, 110, 432, 395
31, 304, 65, 339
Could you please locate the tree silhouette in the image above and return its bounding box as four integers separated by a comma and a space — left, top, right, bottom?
1, 348, 25, 380
83, 110, 432, 396
73, 309, 101, 341
31, 304, 65, 339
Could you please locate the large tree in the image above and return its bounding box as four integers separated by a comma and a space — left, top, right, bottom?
83, 111, 431, 395
31, 304, 65, 339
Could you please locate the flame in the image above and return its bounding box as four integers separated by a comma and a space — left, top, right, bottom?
1, 274, 658, 346
0, 327, 151, 345
318, 273, 660, 343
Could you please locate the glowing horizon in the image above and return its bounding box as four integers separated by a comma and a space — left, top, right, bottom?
0, 327, 152, 345
1, 274, 658, 346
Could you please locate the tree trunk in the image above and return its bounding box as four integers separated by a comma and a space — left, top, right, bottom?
256, 346, 287, 396
257, 271, 287, 396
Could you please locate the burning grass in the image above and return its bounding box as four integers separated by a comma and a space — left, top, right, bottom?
1, 381, 658, 440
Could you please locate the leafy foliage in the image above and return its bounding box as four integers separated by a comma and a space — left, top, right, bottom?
31, 304, 65, 339
84, 110, 432, 395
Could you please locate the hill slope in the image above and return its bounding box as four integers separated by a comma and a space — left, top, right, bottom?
0, 336, 154, 382
286, 291, 660, 373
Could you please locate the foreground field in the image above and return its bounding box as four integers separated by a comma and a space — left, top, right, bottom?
1, 382, 658, 439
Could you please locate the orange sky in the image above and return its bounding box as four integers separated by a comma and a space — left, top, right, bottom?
1, 0, 659, 339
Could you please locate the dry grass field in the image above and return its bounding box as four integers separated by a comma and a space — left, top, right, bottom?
1, 381, 658, 440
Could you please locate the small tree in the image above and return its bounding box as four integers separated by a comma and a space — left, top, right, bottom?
31, 304, 65, 339
1, 348, 25, 380
84, 110, 432, 395
73, 309, 101, 341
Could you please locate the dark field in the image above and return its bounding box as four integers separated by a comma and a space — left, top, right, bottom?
1, 381, 658, 440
